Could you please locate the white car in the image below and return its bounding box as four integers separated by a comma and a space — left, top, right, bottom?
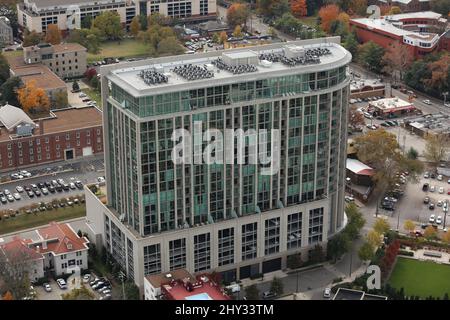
323, 287, 331, 298
437, 200, 443, 207
430, 185, 435, 192
424, 172, 430, 178
437, 174, 443, 181
429, 214, 435, 223
13, 193, 21, 200
16, 186, 24, 193
79, 92, 87, 98
83, 274, 91, 283
423, 99, 432, 105
43, 283, 52, 292
436, 216, 442, 225
20, 170, 31, 177
439, 187, 444, 194
56, 278, 67, 289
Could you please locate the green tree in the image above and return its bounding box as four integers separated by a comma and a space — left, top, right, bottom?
430, 0, 450, 16
139, 14, 148, 30
53, 90, 68, 108
358, 241, 375, 262
68, 29, 100, 53
72, 80, 80, 92
403, 220, 416, 233
232, 25, 243, 38
129, 16, 141, 36
245, 284, 260, 300
286, 253, 303, 269
343, 32, 358, 60
373, 218, 390, 235
270, 277, 284, 296
367, 229, 382, 247
157, 37, 184, 56
345, 203, 366, 240
0, 76, 22, 106
124, 281, 140, 300
327, 232, 351, 262
357, 41, 385, 73
92, 11, 123, 40
212, 32, 220, 44
0, 53, 10, 86
309, 244, 325, 263
81, 15, 93, 29
406, 147, 418, 160
23, 29, 42, 47
90, 76, 100, 91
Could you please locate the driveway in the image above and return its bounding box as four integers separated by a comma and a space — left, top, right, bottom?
35, 279, 65, 300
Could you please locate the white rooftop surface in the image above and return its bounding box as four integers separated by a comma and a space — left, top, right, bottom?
352, 11, 442, 38
346, 158, 373, 174
369, 97, 412, 110
0, 103, 35, 130
350, 79, 384, 91
107, 40, 350, 96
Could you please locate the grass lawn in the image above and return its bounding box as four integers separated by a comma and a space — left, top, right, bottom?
388, 257, 450, 298
87, 39, 152, 63
298, 16, 319, 28
82, 87, 102, 107
0, 204, 86, 235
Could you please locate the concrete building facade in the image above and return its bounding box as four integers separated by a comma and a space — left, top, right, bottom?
0, 16, 13, 47
24, 43, 87, 79
17, 0, 217, 33
85, 37, 351, 290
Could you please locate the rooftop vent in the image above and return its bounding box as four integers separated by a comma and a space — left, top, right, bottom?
139, 68, 168, 85
172, 64, 214, 81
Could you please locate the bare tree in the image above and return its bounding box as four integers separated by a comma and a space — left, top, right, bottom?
0, 242, 38, 299
423, 134, 450, 165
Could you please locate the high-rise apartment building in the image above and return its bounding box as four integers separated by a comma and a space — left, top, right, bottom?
85, 37, 351, 290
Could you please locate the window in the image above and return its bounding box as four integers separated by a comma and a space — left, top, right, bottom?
242, 223, 257, 260
287, 212, 302, 249
169, 238, 186, 270
143, 244, 161, 275
218, 228, 234, 266
61, 263, 67, 269
66, 133, 70, 140
76, 132, 80, 138
76, 251, 82, 256
61, 254, 67, 259
7, 143, 11, 150
55, 136, 59, 141
29, 140, 33, 147
37, 155, 41, 161
194, 233, 210, 272
308, 208, 323, 244
265, 217, 280, 255
45, 137, 49, 143
36, 139, 40, 145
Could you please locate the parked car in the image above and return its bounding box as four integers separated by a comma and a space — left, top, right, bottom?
13, 193, 21, 200
7, 194, 14, 202
437, 200, 443, 207
262, 291, 276, 299
436, 216, 442, 225
69, 182, 76, 190
41, 188, 49, 195
323, 287, 331, 298
100, 294, 112, 300
16, 186, 24, 193
437, 174, 443, 181
423, 99, 432, 105
438, 187, 444, 194
429, 203, 435, 210
430, 185, 435, 192
56, 278, 67, 289
423, 196, 430, 204
83, 274, 91, 283
43, 283, 52, 292
424, 172, 429, 178
429, 214, 436, 223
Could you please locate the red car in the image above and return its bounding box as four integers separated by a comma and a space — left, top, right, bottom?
448, 189, 450, 195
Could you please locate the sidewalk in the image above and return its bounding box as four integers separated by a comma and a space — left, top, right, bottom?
239, 270, 287, 287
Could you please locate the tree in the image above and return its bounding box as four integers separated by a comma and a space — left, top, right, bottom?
0, 53, 9, 86
268, 27, 277, 38
343, 32, 358, 59
406, 147, 418, 160
92, 11, 123, 40
270, 277, 283, 296
227, 3, 250, 28
309, 244, 325, 263
348, 0, 368, 16
72, 80, 80, 92
2, 291, 13, 300
373, 218, 390, 235
53, 90, 68, 108
138, 14, 148, 31
430, 0, 450, 16
358, 241, 375, 262
90, 76, 100, 91
327, 232, 350, 262
124, 281, 140, 300
44, 24, 61, 45
245, 284, 260, 300
61, 285, 94, 300
291, 0, 308, 18
286, 253, 303, 269
157, 37, 184, 56
423, 225, 437, 240
423, 134, 450, 165
212, 33, 220, 44
16, 80, 50, 113
358, 41, 385, 73
129, 16, 141, 36
68, 28, 100, 54
367, 230, 382, 248
344, 203, 366, 240
336, 12, 350, 32
423, 54, 450, 94
23, 30, 41, 47
0, 80, 21, 116
382, 42, 413, 82
0, 243, 34, 299
232, 25, 243, 38
85, 67, 98, 81
318, 4, 340, 33
388, 6, 402, 15
81, 15, 93, 29
257, 0, 289, 18
349, 105, 365, 129
147, 13, 172, 27
403, 220, 416, 233
219, 31, 228, 45
442, 230, 450, 244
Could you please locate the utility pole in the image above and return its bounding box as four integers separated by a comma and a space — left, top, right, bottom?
443, 200, 449, 230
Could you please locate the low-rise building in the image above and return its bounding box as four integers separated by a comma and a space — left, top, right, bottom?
144, 269, 230, 300
404, 113, 450, 138
0, 222, 89, 277
0, 237, 45, 283
0, 16, 13, 47
346, 158, 374, 187
0, 104, 103, 172
372, 0, 430, 13
350, 78, 385, 99
24, 43, 87, 79
368, 97, 416, 118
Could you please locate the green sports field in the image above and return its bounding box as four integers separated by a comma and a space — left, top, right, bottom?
388, 257, 450, 298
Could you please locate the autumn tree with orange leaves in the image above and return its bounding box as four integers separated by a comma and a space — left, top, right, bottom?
44, 24, 61, 45
2, 291, 13, 300
226, 3, 250, 28
318, 4, 340, 33
291, 0, 307, 18
424, 54, 450, 93
382, 42, 413, 82
16, 80, 50, 114
348, 0, 367, 16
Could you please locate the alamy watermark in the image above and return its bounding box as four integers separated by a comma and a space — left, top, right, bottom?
366, 265, 381, 290
171, 121, 281, 175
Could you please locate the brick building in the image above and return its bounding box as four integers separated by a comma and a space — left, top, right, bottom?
0, 104, 103, 172
24, 43, 87, 79
350, 11, 449, 59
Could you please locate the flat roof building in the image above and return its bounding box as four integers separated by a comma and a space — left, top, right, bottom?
85, 37, 351, 291
368, 97, 415, 118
